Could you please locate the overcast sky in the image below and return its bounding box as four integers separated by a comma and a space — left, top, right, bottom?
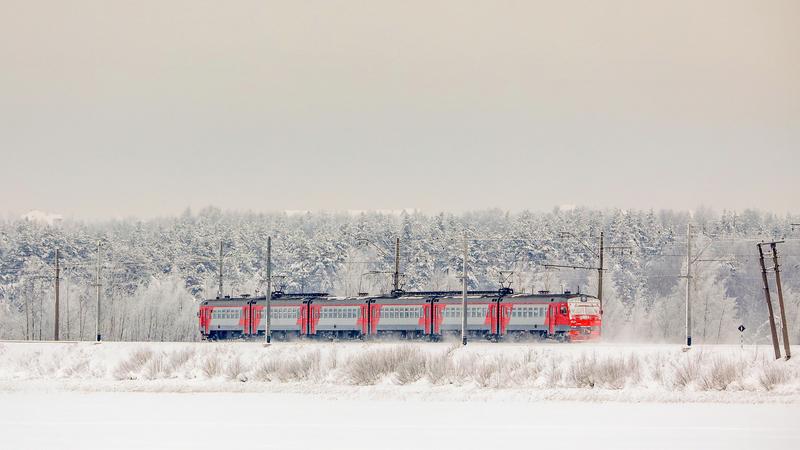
1, 1, 797, 220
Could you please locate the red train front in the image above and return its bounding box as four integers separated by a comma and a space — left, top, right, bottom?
566, 295, 602, 341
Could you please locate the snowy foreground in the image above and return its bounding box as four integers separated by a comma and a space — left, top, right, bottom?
2, 341, 799, 449
1, 391, 798, 450
1, 341, 799, 401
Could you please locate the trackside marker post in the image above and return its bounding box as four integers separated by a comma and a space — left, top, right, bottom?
738, 324, 745, 350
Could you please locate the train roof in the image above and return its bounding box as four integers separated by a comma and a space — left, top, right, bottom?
201, 290, 596, 305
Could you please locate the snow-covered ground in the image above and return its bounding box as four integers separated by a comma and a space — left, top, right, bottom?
1, 341, 798, 402
1, 392, 798, 450
2, 341, 799, 449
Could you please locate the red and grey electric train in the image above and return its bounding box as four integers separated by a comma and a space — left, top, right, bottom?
199, 290, 602, 342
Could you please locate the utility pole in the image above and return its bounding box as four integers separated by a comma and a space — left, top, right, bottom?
95, 240, 102, 342
757, 243, 781, 360
770, 242, 791, 360
65, 271, 69, 340
597, 232, 604, 314
218, 241, 223, 298
685, 223, 692, 347
393, 237, 400, 294
265, 236, 272, 344
461, 232, 468, 346
54, 249, 60, 341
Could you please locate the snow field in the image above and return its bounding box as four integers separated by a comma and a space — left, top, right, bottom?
2, 392, 799, 450
1, 341, 798, 402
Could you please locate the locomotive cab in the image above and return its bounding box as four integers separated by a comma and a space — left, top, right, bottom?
567, 296, 602, 341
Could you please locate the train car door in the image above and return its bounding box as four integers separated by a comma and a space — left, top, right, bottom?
423, 302, 432, 336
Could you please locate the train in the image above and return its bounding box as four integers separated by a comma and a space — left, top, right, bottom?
198, 289, 602, 342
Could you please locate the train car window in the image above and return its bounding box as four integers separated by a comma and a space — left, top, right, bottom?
560, 306, 567, 314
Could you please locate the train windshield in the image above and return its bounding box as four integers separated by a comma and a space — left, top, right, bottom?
568, 302, 600, 316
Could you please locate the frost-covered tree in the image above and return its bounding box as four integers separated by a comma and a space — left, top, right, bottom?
0, 208, 797, 342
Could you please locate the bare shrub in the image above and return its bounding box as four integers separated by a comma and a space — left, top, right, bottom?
59, 358, 90, 378
346, 350, 386, 384
344, 346, 423, 385
143, 353, 169, 380
394, 349, 426, 384
566, 353, 638, 389
225, 357, 245, 381
508, 361, 542, 387
648, 353, 666, 386
167, 348, 196, 373
595, 356, 633, 389
452, 353, 478, 385
758, 363, 788, 391
670, 353, 700, 389
569, 353, 597, 388
473, 358, 499, 388
543, 355, 564, 387
700, 357, 741, 391
252, 356, 280, 382
324, 347, 339, 371
425, 351, 453, 384
201, 354, 222, 378
112, 347, 154, 380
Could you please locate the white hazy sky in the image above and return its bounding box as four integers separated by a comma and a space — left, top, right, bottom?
1, 1, 798, 220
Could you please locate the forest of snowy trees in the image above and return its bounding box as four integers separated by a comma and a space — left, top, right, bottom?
0, 207, 798, 344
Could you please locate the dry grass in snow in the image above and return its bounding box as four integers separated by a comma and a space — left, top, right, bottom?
0, 341, 798, 401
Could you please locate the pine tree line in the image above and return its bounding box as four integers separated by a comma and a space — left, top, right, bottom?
0, 207, 798, 343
